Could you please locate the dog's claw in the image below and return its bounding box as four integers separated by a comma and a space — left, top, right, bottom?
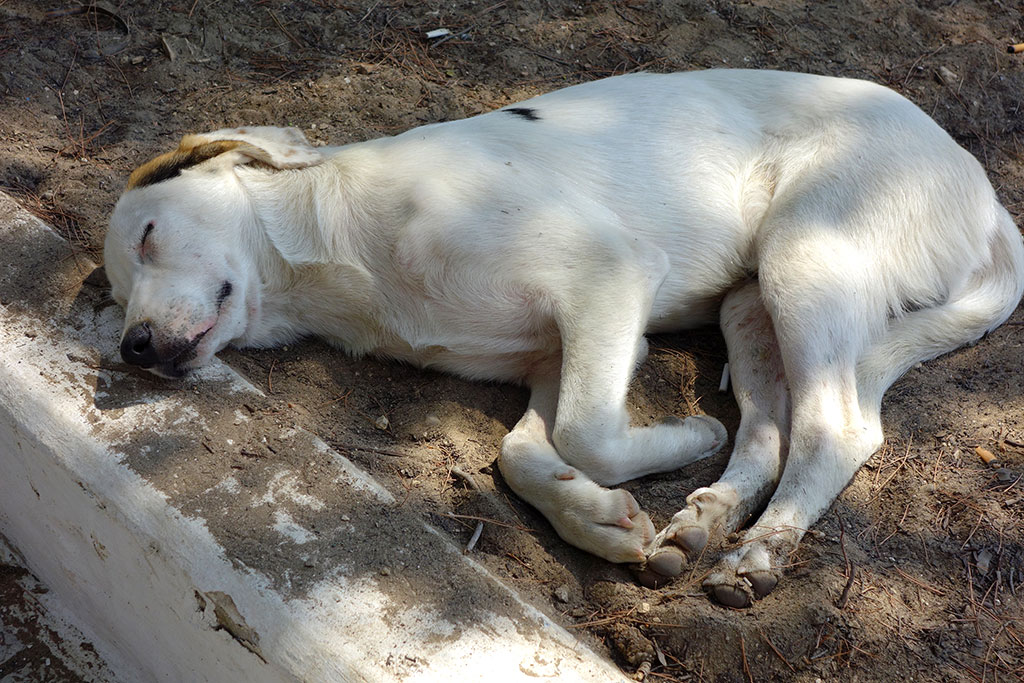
633, 545, 687, 588
703, 564, 779, 608
634, 566, 670, 589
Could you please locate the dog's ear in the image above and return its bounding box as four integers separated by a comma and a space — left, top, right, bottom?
127, 127, 324, 190
190, 126, 324, 169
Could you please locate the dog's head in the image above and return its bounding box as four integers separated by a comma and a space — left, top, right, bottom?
104, 126, 324, 377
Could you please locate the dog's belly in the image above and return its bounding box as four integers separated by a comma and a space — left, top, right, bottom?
369, 291, 562, 382
376, 332, 558, 383
388, 344, 556, 383
647, 293, 724, 333
369, 272, 732, 382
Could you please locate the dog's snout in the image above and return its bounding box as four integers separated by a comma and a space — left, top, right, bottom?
120, 321, 159, 367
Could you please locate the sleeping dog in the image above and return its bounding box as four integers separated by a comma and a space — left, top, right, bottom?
105, 70, 1024, 607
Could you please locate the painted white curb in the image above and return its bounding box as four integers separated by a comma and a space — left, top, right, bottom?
0, 191, 625, 682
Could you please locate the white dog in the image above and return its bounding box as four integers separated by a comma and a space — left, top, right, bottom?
105, 70, 1024, 607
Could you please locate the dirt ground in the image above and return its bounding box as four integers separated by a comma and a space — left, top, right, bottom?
0, 536, 110, 683
2, 1, 1024, 681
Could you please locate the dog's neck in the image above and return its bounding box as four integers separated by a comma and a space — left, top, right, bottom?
232, 153, 398, 354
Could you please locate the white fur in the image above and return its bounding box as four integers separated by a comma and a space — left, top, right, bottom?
105, 70, 1024, 601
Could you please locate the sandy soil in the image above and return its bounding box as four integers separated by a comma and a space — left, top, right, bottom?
2, 1, 1023, 680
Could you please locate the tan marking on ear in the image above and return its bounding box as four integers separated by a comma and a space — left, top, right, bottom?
127, 139, 245, 190
177, 134, 214, 151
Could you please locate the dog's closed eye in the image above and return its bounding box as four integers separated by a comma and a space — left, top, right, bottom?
216, 280, 232, 308
140, 221, 155, 259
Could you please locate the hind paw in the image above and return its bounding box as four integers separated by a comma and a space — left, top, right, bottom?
634, 485, 737, 588
704, 568, 779, 608
702, 534, 788, 607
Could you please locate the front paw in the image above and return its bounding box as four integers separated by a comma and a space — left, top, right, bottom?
546, 483, 656, 563
634, 526, 709, 588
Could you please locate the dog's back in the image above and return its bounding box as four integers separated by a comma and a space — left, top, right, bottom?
355, 71, 1021, 335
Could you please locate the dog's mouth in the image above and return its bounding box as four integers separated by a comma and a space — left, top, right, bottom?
148, 327, 211, 378
122, 280, 233, 378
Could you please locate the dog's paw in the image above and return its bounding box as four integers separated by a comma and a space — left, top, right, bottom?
655, 414, 728, 463
634, 485, 737, 588
702, 532, 788, 607
545, 476, 656, 564
682, 414, 729, 458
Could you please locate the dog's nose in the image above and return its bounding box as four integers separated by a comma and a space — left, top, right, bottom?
120, 321, 159, 367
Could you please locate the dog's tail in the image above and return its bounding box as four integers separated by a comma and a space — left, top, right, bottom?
857, 206, 1024, 408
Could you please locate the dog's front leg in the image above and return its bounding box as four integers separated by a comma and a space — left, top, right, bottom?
499, 373, 656, 563
548, 274, 726, 489
501, 232, 724, 562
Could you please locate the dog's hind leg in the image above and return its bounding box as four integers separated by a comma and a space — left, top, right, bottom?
499, 371, 656, 563
700, 228, 886, 607
856, 212, 1024, 419
703, 210, 1024, 607
638, 280, 790, 587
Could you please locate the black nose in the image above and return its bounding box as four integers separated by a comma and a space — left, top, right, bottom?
120, 321, 159, 367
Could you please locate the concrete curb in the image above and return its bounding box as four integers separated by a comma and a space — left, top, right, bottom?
0, 191, 626, 682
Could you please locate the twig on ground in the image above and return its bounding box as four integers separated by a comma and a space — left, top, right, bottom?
269, 10, 304, 49
893, 567, 945, 596
345, 444, 407, 458
740, 635, 754, 683
443, 512, 533, 532
316, 388, 353, 408
758, 627, 796, 672
836, 516, 857, 609
464, 520, 484, 552
451, 466, 486, 551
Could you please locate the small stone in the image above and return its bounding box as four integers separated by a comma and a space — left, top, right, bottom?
380, 567, 391, 576
936, 66, 958, 87
975, 549, 993, 575
375, 415, 390, 430
553, 584, 571, 603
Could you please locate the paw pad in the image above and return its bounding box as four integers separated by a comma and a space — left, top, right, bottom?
633, 546, 687, 588
708, 583, 752, 608
745, 570, 778, 598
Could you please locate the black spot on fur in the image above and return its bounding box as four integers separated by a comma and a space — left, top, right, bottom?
504, 107, 540, 121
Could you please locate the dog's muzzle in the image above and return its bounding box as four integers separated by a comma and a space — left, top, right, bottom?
120, 321, 207, 377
